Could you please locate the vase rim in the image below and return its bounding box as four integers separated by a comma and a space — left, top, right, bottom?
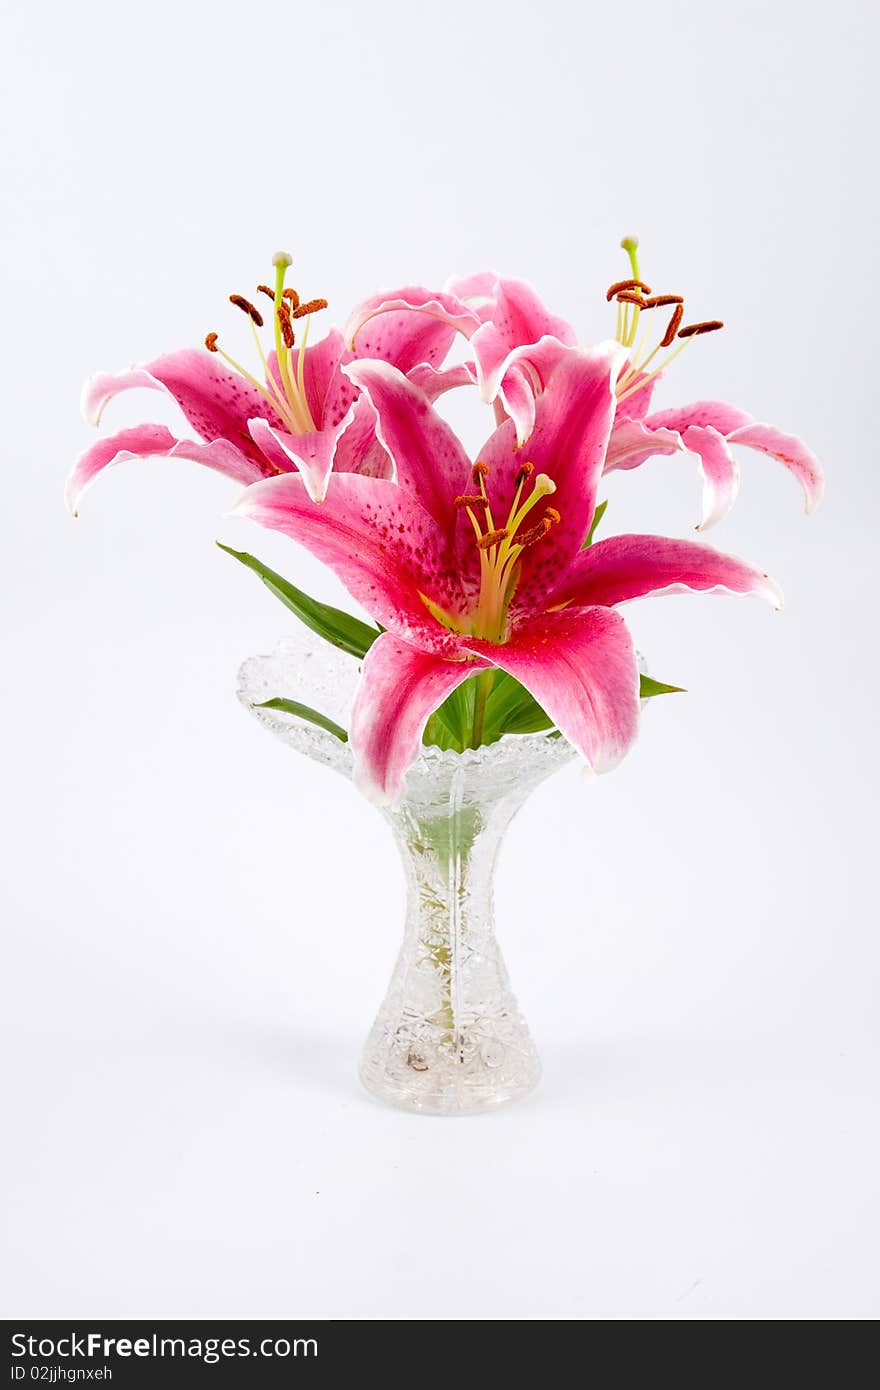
237, 636, 579, 793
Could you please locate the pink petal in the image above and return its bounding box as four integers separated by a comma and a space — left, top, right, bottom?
229, 473, 468, 655
647, 401, 824, 516
444, 271, 499, 315
469, 277, 577, 404
298, 329, 352, 429
331, 394, 393, 480
342, 359, 472, 530
406, 361, 476, 402
81, 350, 283, 460
66, 424, 264, 515
247, 408, 357, 503
615, 367, 660, 420
553, 533, 783, 609
725, 421, 824, 514
604, 416, 685, 473
604, 418, 742, 531
646, 399, 755, 436
464, 607, 640, 773
479, 343, 627, 610
680, 425, 741, 531
352, 309, 457, 374
496, 335, 572, 445
82, 367, 166, 426
345, 287, 481, 354
496, 364, 536, 445
351, 633, 484, 805
266, 332, 355, 435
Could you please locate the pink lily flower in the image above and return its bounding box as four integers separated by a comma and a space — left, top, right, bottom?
66, 254, 458, 515
230, 344, 781, 805
345, 245, 824, 530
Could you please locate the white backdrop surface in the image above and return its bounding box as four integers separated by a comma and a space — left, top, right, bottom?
2, 0, 878, 1320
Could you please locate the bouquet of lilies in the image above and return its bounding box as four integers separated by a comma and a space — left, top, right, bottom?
68, 239, 822, 804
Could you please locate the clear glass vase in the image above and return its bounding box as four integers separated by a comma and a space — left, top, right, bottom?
238, 632, 575, 1115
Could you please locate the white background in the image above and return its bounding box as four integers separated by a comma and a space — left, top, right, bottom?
2, 0, 878, 1320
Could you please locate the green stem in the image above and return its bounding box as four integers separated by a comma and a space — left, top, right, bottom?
470, 669, 495, 749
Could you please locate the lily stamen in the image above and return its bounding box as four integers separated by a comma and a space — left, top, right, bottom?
678, 319, 725, 338
476, 527, 510, 550
229, 294, 264, 327
660, 304, 684, 347
606, 277, 652, 301
292, 297, 329, 319
516, 516, 554, 548
276, 301, 296, 349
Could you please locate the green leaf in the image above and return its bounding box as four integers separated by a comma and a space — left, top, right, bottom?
217, 543, 379, 659
482, 672, 553, 740
254, 698, 349, 743
422, 710, 464, 752
424, 678, 476, 750
640, 674, 686, 698
582, 498, 608, 548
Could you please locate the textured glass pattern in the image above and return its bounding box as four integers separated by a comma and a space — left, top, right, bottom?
238, 633, 575, 1113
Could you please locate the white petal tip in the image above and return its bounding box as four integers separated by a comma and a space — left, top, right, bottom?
353, 769, 395, 809
301, 479, 326, 504
763, 576, 785, 610
80, 383, 101, 427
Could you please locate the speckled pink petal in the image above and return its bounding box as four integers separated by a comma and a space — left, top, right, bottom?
646, 400, 755, 436
229, 473, 467, 656
345, 287, 481, 355
351, 633, 484, 806
464, 607, 640, 774
725, 421, 824, 514
352, 308, 457, 374
647, 401, 824, 516
342, 360, 472, 531
553, 533, 783, 609
66, 424, 265, 515
81, 350, 284, 462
